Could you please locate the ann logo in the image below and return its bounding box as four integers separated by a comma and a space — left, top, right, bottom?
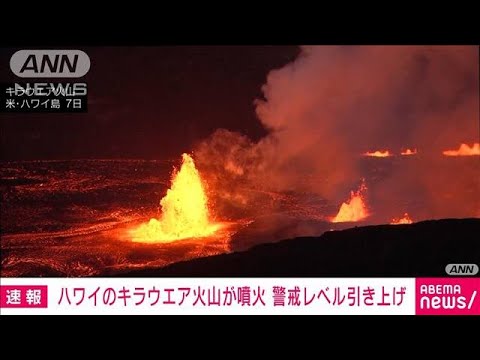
20, 54, 79, 74
10, 50, 90, 78
445, 264, 479, 276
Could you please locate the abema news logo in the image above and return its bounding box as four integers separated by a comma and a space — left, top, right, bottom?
416, 278, 479, 315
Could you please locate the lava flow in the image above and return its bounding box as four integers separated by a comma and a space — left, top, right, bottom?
391, 213, 413, 225
131, 153, 223, 243
443, 143, 480, 156
362, 150, 392, 157
401, 148, 417, 156
331, 181, 369, 223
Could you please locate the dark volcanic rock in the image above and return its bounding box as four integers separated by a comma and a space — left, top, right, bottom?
122, 218, 480, 277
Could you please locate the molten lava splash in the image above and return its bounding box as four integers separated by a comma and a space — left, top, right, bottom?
362, 150, 392, 157
401, 148, 417, 156
391, 213, 413, 225
331, 181, 369, 223
442, 143, 480, 156
131, 153, 222, 243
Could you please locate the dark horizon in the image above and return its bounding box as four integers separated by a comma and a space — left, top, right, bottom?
2, 46, 478, 161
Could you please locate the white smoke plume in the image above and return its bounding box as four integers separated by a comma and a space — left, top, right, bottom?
195, 46, 479, 221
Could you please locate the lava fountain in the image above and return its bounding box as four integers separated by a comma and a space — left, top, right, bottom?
401, 148, 417, 156
391, 213, 413, 225
131, 153, 223, 243
362, 150, 393, 157
442, 143, 480, 156
331, 181, 369, 223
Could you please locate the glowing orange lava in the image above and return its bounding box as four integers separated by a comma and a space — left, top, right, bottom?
401, 148, 417, 156
362, 150, 392, 157
331, 181, 369, 223
442, 143, 480, 156
131, 153, 222, 243
390, 213, 413, 225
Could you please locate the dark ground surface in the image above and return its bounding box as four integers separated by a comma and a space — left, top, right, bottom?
123, 218, 480, 277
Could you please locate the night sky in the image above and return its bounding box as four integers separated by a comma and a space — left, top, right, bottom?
0, 46, 300, 160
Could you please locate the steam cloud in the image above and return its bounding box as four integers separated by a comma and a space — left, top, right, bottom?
195, 46, 479, 222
